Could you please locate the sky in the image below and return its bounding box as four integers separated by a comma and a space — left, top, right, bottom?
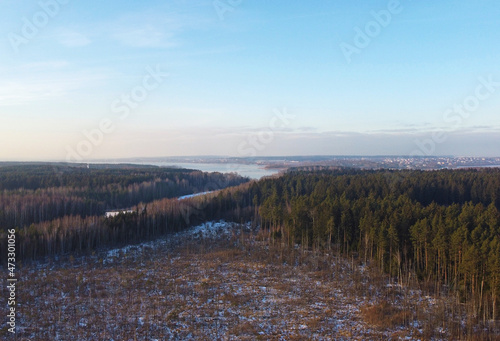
1, 0, 499, 161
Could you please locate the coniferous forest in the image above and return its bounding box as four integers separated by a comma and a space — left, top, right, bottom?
0, 164, 248, 259
1, 164, 500, 338
245, 168, 500, 323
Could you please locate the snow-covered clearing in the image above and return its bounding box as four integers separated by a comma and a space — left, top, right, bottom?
0, 221, 480, 340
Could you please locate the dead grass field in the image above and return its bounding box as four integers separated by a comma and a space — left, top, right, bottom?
1, 221, 498, 340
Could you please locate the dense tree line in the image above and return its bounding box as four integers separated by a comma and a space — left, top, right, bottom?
0, 164, 248, 230
236, 168, 500, 321
2, 167, 499, 321
0, 163, 189, 190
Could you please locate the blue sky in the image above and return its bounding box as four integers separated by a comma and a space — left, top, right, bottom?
1, 0, 499, 160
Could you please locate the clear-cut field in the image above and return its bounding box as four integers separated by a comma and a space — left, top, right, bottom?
1, 222, 467, 340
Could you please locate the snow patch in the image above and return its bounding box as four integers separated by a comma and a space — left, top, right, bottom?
177, 191, 216, 201
103, 220, 251, 263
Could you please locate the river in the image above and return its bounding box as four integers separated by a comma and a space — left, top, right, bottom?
134, 161, 281, 179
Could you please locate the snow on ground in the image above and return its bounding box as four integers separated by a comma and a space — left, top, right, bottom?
1, 220, 484, 340
104, 220, 250, 263
177, 191, 217, 201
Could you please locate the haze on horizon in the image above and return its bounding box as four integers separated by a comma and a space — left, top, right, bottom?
1, 0, 499, 161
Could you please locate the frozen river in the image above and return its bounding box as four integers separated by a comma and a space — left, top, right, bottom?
140, 162, 281, 179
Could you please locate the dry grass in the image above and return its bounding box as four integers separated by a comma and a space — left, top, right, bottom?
361, 300, 410, 329
1, 222, 498, 340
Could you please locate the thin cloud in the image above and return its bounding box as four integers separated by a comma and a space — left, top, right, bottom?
111, 25, 176, 48
57, 30, 92, 47
106, 10, 192, 48
0, 70, 110, 106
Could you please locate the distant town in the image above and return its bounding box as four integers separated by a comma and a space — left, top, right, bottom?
110, 155, 500, 171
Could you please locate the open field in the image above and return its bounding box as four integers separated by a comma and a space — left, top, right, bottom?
1, 221, 498, 340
